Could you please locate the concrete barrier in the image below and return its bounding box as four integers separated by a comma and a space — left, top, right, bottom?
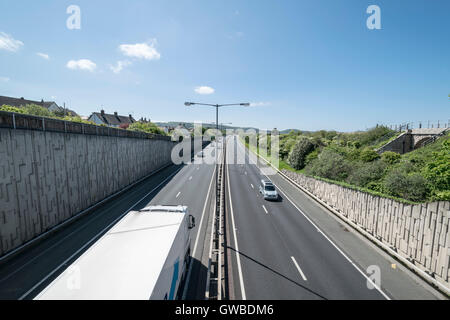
0, 119, 176, 257
281, 169, 450, 292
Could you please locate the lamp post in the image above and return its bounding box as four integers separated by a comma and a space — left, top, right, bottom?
184, 102, 248, 298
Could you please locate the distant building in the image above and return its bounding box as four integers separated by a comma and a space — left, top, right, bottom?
88, 110, 136, 128
0, 95, 71, 114
0, 95, 78, 116
158, 125, 175, 134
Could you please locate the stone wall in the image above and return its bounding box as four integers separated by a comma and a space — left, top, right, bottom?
281, 169, 450, 291
376, 132, 413, 154
0, 125, 175, 256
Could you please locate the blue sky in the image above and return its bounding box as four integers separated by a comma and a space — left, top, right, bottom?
0, 0, 449, 131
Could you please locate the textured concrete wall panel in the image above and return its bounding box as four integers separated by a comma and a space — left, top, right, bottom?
281, 169, 450, 290
0, 128, 174, 256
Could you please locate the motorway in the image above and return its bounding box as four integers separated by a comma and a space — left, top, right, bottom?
0, 143, 218, 300
225, 136, 443, 300
0, 137, 444, 300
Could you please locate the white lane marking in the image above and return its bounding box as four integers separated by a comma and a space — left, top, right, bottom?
250, 183, 254, 189
197, 167, 199, 170
227, 143, 247, 300
182, 166, 216, 299
189, 176, 192, 181
238, 138, 391, 300
245, 171, 247, 175
19, 166, 183, 300
276, 185, 389, 299
176, 191, 181, 198
262, 205, 268, 214
291, 256, 307, 281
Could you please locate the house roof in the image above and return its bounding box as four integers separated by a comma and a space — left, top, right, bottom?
90, 112, 136, 126
0, 95, 59, 109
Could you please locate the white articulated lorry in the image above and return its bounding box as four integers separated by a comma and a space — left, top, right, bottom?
35, 205, 195, 300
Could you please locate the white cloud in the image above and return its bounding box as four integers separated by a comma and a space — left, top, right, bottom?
0, 32, 24, 52
36, 52, 49, 60
250, 102, 271, 107
66, 59, 97, 72
110, 60, 132, 74
195, 86, 215, 95
0, 76, 10, 82
119, 40, 160, 60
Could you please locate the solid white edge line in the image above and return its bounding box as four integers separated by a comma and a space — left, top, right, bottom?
182, 165, 216, 300
291, 256, 307, 281
227, 140, 247, 300
238, 138, 392, 301
22, 166, 183, 300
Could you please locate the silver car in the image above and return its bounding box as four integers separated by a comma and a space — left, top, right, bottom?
259, 179, 278, 201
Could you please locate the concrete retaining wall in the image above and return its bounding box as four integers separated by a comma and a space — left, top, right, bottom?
281, 169, 450, 291
0, 127, 175, 256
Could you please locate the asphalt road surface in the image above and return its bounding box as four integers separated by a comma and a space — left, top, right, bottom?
0, 137, 444, 300
225, 135, 443, 300
0, 144, 217, 300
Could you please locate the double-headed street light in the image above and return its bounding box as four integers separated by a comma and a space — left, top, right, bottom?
184, 102, 249, 135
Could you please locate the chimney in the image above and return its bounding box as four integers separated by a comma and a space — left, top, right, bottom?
114, 112, 118, 117
101, 109, 105, 116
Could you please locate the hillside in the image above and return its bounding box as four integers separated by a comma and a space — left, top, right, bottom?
245, 126, 450, 202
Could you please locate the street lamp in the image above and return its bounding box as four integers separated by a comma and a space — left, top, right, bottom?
184, 102, 249, 136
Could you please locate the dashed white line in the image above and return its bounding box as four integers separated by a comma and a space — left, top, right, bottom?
182, 166, 216, 300
250, 183, 254, 189
241, 138, 391, 300
176, 191, 181, 198
291, 256, 307, 281
262, 205, 268, 214
227, 146, 247, 300
189, 176, 192, 181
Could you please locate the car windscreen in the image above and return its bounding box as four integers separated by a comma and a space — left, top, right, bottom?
265, 185, 275, 191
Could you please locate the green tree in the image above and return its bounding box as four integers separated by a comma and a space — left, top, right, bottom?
305, 148, 351, 181
23, 104, 55, 117
128, 121, 166, 135
288, 136, 314, 170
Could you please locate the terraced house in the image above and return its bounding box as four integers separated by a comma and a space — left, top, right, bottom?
88, 109, 136, 128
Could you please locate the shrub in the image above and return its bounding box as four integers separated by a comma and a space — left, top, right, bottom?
23, 104, 55, 118
305, 149, 319, 165
383, 169, 428, 202
305, 148, 351, 181
359, 148, 380, 162
381, 151, 401, 165
288, 137, 314, 170
347, 160, 387, 187
422, 139, 450, 196
280, 137, 297, 160
128, 121, 166, 135
0, 105, 25, 113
